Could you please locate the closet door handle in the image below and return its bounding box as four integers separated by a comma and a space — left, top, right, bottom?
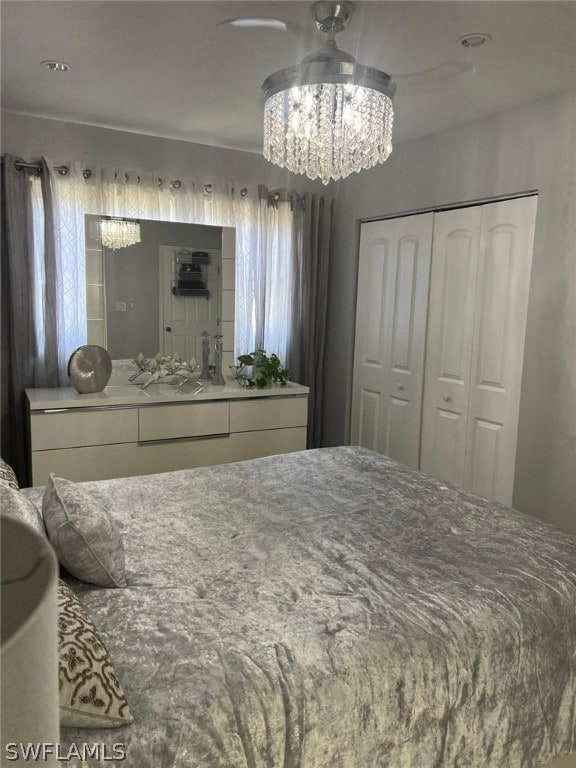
443, 394, 452, 402
396, 383, 405, 391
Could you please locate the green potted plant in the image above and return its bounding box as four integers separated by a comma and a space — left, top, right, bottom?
231, 349, 289, 389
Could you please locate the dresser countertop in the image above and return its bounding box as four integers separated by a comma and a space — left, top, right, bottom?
26, 380, 309, 411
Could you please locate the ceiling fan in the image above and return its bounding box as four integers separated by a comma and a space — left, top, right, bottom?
220, 2, 480, 97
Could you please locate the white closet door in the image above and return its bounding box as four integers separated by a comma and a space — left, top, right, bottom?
420, 206, 482, 485
351, 213, 433, 468
464, 196, 537, 504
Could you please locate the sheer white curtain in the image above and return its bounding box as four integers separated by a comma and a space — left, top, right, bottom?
44, 162, 296, 367
259, 194, 294, 363
29, 175, 48, 368
31, 160, 299, 380
46, 164, 90, 376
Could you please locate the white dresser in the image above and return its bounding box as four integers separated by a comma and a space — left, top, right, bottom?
26, 382, 309, 485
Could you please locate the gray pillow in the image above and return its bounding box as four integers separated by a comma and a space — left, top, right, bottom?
42, 475, 126, 588
0, 485, 47, 539
0, 457, 19, 490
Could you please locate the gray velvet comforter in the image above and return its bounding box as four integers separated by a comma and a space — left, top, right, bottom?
24, 447, 576, 767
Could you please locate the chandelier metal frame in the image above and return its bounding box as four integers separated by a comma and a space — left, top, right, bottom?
262, 1, 396, 185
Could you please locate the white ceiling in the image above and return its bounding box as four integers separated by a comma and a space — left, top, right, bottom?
2, 1, 576, 154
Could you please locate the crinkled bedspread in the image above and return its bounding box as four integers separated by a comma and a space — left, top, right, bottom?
24, 447, 576, 768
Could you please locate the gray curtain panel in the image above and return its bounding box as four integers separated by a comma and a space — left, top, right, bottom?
288, 193, 333, 449
254, 186, 332, 448
1, 156, 59, 485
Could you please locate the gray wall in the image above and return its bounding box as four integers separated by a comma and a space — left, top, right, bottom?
324, 88, 576, 533
104, 220, 221, 358
0, 111, 324, 193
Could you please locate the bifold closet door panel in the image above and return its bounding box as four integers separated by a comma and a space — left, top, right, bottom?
420, 206, 482, 486
421, 196, 538, 504
351, 213, 433, 468
464, 196, 537, 505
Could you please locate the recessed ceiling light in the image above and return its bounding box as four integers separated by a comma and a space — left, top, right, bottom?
225, 18, 287, 31
458, 33, 492, 48
41, 60, 70, 72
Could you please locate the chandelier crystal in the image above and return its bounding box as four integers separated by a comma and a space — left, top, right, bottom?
262, 2, 396, 185
100, 217, 141, 250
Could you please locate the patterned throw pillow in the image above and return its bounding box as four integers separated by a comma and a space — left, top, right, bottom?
0, 457, 19, 490
58, 580, 133, 728
43, 475, 126, 588
0, 485, 47, 539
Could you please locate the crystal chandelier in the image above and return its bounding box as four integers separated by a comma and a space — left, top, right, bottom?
262, 1, 396, 185
100, 217, 141, 250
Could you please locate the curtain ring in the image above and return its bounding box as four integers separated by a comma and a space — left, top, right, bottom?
157, 178, 163, 187
114, 172, 118, 181
57, 166, 69, 176
172, 180, 182, 189
82, 169, 92, 179
241, 188, 248, 197
273, 193, 280, 201
204, 184, 212, 194
125, 173, 129, 182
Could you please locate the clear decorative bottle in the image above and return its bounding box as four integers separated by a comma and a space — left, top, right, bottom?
199, 331, 212, 381
212, 334, 226, 385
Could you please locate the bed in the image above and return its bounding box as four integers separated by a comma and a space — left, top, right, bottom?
20, 446, 576, 768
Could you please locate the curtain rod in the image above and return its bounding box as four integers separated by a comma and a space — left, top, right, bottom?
10, 159, 173, 186
2, 157, 248, 197
13, 159, 72, 175
9, 158, 92, 178
7, 158, 249, 194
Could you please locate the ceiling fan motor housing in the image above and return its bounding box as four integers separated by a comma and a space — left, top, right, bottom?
312, 1, 355, 34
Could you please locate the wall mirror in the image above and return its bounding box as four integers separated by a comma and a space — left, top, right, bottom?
85, 215, 235, 366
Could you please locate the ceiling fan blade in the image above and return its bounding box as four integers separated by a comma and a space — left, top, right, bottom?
217, 17, 311, 35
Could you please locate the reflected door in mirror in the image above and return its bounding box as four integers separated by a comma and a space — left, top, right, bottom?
160, 246, 222, 360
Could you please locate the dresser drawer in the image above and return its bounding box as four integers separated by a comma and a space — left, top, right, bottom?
30, 408, 138, 450
230, 396, 308, 433
226, 427, 307, 458
138, 402, 229, 442
30, 436, 234, 486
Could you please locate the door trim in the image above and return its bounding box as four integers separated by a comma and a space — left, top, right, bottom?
360, 190, 538, 226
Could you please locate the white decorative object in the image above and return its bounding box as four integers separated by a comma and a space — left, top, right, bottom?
262, 1, 395, 185
130, 353, 201, 390
1, 517, 59, 763
100, 217, 141, 250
